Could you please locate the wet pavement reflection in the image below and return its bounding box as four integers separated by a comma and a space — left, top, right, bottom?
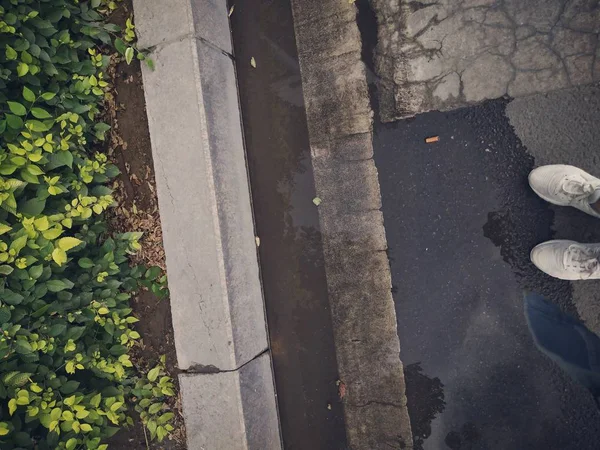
373, 102, 600, 449
229, 1, 347, 449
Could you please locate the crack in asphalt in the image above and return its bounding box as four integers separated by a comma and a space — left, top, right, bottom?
368, 0, 600, 119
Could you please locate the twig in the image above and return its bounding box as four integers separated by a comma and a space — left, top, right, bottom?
142, 423, 150, 450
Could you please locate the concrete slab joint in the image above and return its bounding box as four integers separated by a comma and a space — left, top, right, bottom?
132, 0, 282, 448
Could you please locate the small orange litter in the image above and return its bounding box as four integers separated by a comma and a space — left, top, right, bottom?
425, 136, 440, 143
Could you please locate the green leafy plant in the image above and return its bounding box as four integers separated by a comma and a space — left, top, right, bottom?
0, 0, 174, 448
113, 15, 153, 69
132, 356, 175, 442
134, 264, 169, 300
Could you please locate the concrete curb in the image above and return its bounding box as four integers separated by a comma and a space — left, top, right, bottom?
131, 0, 282, 448
290, 0, 414, 448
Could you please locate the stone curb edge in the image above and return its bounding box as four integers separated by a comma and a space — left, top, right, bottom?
131, 0, 282, 448
290, 0, 414, 448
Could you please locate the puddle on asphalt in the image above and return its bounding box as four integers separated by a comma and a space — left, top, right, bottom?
230, 1, 348, 449
404, 362, 446, 449
370, 99, 600, 449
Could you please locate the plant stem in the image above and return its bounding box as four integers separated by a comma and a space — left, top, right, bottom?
142, 423, 150, 450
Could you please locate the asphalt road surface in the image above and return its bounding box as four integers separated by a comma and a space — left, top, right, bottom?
374, 85, 600, 450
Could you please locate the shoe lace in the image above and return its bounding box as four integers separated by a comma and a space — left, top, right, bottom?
564, 245, 600, 279
559, 175, 595, 200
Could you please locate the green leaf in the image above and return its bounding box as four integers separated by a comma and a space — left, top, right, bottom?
43, 63, 58, 76
23, 87, 36, 102
66, 438, 77, 450
58, 237, 83, 251
17, 62, 29, 77
4, 13, 16, 25
66, 326, 85, 341
6, 114, 23, 129
41, 92, 56, 101
19, 197, 46, 216
3, 290, 24, 305
29, 44, 41, 57
148, 403, 163, 414
32, 304, 50, 318
145, 266, 162, 280
14, 340, 33, 354
42, 227, 62, 240
26, 164, 44, 176
78, 258, 94, 269
0, 265, 13, 276
90, 393, 101, 407
157, 412, 174, 425
17, 168, 36, 182
50, 408, 61, 420
31, 107, 52, 119
46, 151, 73, 170
27, 120, 49, 132
114, 38, 126, 55
21, 51, 33, 64
28, 264, 43, 279
4, 372, 32, 387
94, 122, 111, 141
110, 401, 124, 412
147, 366, 160, 382
7, 102, 26, 116
125, 47, 134, 65
109, 345, 128, 356
46, 279, 69, 292
0, 223, 11, 235
10, 235, 28, 253
60, 380, 80, 394
11, 156, 27, 166
0, 308, 11, 324
5, 45, 17, 60
146, 57, 155, 71
48, 323, 66, 337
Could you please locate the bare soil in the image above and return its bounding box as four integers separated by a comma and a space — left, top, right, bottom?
102, 2, 186, 449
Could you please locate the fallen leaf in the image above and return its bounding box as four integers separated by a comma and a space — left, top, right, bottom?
312, 197, 322, 206
250, 57, 256, 68
338, 381, 346, 399
229, 5, 235, 16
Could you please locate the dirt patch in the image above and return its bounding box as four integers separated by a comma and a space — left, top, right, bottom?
102, 2, 186, 448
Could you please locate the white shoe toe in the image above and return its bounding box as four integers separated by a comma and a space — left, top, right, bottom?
531, 240, 577, 280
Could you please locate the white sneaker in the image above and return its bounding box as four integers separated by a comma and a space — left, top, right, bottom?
530, 240, 600, 280
528, 165, 600, 218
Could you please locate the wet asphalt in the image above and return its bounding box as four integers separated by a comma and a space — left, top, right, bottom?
229, 0, 600, 448
229, 1, 348, 449
373, 100, 600, 450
